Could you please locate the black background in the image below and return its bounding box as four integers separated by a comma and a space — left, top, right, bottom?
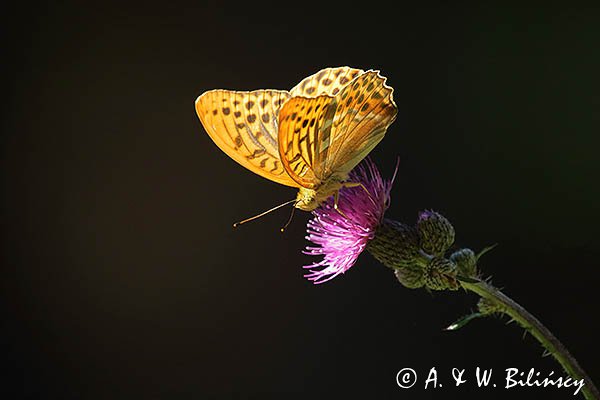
2, 2, 599, 399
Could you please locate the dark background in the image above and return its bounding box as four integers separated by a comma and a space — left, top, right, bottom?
2, 2, 599, 399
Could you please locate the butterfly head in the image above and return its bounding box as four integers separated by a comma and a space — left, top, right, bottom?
294, 188, 320, 211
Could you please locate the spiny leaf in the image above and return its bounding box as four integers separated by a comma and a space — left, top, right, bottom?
444, 312, 484, 331
476, 243, 498, 261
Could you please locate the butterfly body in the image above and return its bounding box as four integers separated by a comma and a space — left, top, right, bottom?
295, 175, 346, 211
195, 67, 397, 213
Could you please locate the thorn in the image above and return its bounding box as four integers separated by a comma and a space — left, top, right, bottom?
542, 349, 552, 358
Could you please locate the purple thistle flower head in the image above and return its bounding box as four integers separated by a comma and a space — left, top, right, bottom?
418, 210, 436, 222
303, 158, 398, 284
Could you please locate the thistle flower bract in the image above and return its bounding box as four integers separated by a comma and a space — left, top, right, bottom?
303, 159, 396, 284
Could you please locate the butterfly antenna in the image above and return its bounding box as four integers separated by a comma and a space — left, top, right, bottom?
233, 199, 297, 228
280, 202, 298, 233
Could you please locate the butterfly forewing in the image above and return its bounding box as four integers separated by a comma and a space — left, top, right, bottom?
195, 89, 300, 187
290, 67, 364, 98
277, 95, 338, 188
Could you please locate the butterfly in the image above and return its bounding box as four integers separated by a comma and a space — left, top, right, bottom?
195, 66, 397, 220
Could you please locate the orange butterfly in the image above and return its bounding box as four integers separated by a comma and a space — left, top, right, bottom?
195, 67, 397, 223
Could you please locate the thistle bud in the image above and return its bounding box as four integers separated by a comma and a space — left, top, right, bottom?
424, 257, 459, 291
477, 297, 503, 315
394, 265, 425, 289
367, 219, 422, 269
417, 210, 455, 256
450, 248, 478, 278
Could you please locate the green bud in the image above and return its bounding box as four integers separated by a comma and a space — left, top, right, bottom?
424, 257, 459, 291
417, 210, 455, 256
450, 248, 478, 278
367, 219, 422, 269
477, 297, 503, 315
394, 265, 425, 289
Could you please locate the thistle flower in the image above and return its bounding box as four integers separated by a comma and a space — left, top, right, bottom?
302, 157, 463, 289
299, 159, 599, 398
302, 159, 396, 284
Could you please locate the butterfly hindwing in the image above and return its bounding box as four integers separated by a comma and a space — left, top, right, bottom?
290, 67, 364, 98
278, 70, 397, 187
320, 70, 397, 176
195, 89, 300, 187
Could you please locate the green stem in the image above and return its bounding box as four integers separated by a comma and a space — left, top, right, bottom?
461, 279, 599, 400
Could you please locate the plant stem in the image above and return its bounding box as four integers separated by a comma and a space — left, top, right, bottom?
460, 279, 599, 400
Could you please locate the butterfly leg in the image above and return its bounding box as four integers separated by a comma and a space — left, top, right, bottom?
333, 190, 351, 220
343, 182, 377, 206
